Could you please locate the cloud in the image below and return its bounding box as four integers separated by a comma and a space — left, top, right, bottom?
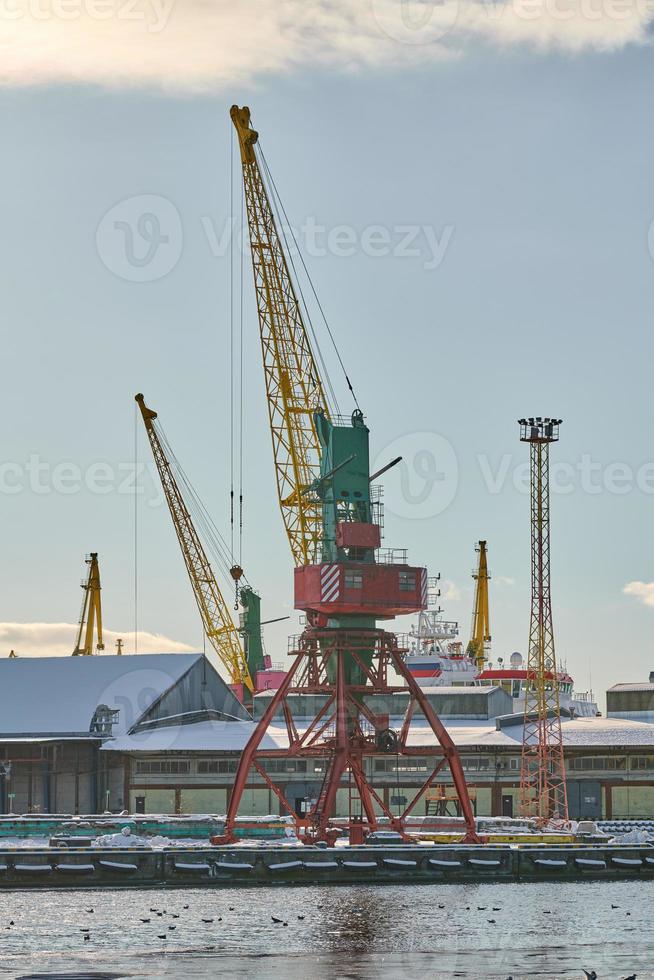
0, 0, 651, 93
440, 579, 462, 601
494, 576, 516, 587
0, 622, 195, 657
623, 581, 654, 608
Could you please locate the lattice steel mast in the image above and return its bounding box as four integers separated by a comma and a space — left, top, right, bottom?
135, 393, 254, 693
518, 417, 568, 821
72, 552, 104, 656
467, 540, 491, 670
230, 106, 329, 567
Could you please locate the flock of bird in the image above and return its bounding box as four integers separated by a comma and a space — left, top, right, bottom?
2, 899, 641, 977
3, 901, 314, 944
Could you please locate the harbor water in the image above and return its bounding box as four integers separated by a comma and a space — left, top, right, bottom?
0, 880, 652, 979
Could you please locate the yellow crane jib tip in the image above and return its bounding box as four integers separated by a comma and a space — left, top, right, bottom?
135, 392, 157, 422
230, 105, 258, 164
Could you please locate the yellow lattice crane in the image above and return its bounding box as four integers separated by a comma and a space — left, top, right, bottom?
467, 540, 491, 670
72, 552, 105, 656
231, 105, 330, 566
135, 393, 254, 693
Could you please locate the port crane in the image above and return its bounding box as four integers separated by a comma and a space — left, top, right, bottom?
223, 105, 478, 843
467, 540, 491, 670
135, 393, 260, 694
72, 552, 105, 656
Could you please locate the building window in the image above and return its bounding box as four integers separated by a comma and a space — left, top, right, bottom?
135, 760, 190, 775
260, 759, 308, 774
568, 756, 626, 772
630, 756, 654, 770
398, 571, 416, 592
197, 760, 239, 775
344, 570, 363, 589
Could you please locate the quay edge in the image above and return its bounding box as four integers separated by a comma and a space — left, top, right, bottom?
1, 843, 654, 888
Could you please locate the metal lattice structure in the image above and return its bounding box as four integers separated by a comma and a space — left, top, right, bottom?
135, 394, 254, 692
227, 104, 479, 844
518, 418, 568, 822
224, 628, 479, 842
467, 540, 491, 670
72, 552, 105, 656
231, 106, 329, 567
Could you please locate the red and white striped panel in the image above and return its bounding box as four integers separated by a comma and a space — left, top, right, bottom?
320, 564, 341, 603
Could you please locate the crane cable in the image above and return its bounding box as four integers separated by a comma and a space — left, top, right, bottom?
133, 401, 138, 655
153, 418, 251, 596
230, 125, 246, 603
257, 142, 361, 415
257, 142, 340, 418
229, 121, 235, 563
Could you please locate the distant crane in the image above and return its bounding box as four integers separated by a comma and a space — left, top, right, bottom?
72, 552, 105, 656
517, 417, 568, 822
135, 393, 257, 693
467, 541, 491, 670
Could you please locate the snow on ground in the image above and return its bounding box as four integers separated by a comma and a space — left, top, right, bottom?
608, 828, 654, 845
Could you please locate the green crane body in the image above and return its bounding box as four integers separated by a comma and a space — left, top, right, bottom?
239, 586, 265, 680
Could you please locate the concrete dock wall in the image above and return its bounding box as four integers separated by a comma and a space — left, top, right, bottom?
0, 843, 653, 888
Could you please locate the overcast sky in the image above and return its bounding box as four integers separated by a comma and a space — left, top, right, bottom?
2, 0, 654, 705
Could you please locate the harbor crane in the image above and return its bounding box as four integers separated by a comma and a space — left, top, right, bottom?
72, 552, 105, 656
223, 105, 478, 844
467, 540, 491, 670
136, 393, 260, 694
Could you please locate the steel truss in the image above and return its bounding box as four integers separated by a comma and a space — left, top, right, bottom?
224, 627, 479, 843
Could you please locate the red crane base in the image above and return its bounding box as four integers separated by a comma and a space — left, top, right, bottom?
222, 627, 479, 844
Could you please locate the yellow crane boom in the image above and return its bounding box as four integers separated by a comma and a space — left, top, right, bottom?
467, 540, 491, 670
231, 105, 329, 566
72, 552, 104, 656
135, 393, 253, 692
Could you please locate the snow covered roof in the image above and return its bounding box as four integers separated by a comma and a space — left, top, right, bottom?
0, 654, 205, 738
103, 719, 287, 753
607, 683, 654, 693
102, 713, 654, 754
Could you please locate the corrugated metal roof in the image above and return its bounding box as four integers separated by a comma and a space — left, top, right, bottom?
0, 654, 203, 738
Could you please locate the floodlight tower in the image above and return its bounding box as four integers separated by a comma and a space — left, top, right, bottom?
517, 417, 568, 822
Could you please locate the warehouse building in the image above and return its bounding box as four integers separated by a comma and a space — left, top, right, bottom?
2, 655, 654, 820
0, 653, 247, 814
